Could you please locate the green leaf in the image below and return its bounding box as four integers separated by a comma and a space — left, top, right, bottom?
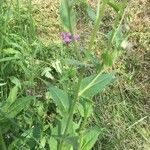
41, 67, 54, 80
65, 136, 78, 150
81, 127, 102, 150
107, 0, 126, 14
86, 4, 96, 21
79, 73, 115, 98
47, 84, 70, 115
7, 86, 18, 104
101, 51, 113, 66
27, 122, 42, 149
2, 86, 18, 111
48, 136, 57, 150
78, 99, 93, 118
0, 97, 33, 122
10, 76, 21, 89
59, 0, 76, 29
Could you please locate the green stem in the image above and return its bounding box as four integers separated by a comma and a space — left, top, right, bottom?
89, 0, 106, 51
77, 107, 89, 150
108, 1, 127, 50
58, 1, 84, 149
58, 68, 84, 150
65, 0, 82, 61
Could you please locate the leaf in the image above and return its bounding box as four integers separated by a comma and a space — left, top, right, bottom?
86, 4, 96, 21
52, 59, 62, 74
7, 86, 18, 104
81, 127, 102, 150
65, 136, 78, 150
2, 86, 18, 111
78, 99, 93, 118
48, 136, 57, 150
59, 0, 76, 29
79, 73, 115, 98
101, 51, 113, 66
41, 67, 54, 80
48, 117, 79, 150
113, 27, 124, 48
27, 122, 42, 149
0, 97, 33, 122
107, 1, 121, 13
47, 84, 70, 115
10, 76, 21, 89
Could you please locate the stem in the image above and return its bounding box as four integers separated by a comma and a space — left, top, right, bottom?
89, 0, 106, 51
58, 68, 84, 150
108, 1, 127, 50
77, 107, 89, 150
65, 0, 82, 61
58, 1, 84, 149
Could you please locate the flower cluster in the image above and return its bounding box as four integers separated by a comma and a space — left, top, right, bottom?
60, 32, 79, 44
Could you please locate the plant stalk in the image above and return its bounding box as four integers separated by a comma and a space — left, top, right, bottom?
89, 0, 106, 51
58, 1, 84, 149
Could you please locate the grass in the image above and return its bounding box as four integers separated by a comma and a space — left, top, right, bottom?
0, 0, 149, 149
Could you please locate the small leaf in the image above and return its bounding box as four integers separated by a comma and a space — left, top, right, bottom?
79, 73, 115, 98
86, 4, 96, 21
78, 99, 93, 118
107, 1, 121, 13
0, 82, 6, 87
10, 76, 21, 89
41, 67, 54, 80
52, 60, 62, 74
7, 86, 18, 104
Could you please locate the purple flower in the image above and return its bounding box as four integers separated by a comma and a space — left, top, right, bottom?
60, 32, 79, 44
73, 33, 79, 41
64, 36, 71, 43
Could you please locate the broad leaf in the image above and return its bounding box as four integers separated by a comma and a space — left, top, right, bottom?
0, 97, 33, 122
47, 84, 70, 115
79, 73, 115, 98
81, 127, 102, 150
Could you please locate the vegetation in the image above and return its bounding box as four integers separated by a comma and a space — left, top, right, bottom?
0, 0, 149, 149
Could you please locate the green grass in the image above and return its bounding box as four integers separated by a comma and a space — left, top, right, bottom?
0, 0, 149, 149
